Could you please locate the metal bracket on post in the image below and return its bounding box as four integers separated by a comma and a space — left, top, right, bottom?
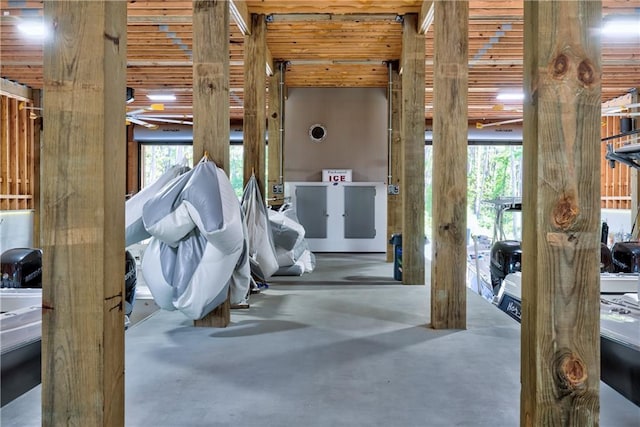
388, 184, 400, 195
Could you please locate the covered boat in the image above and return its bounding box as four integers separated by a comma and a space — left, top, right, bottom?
497, 272, 640, 406
269, 205, 315, 276
241, 174, 279, 280
140, 157, 250, 320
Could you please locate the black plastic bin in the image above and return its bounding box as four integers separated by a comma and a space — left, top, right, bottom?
390, 234, 402, 281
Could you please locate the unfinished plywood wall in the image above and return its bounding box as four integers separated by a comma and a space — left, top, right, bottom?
1, 93, 35, 210
601, 92, 636, 209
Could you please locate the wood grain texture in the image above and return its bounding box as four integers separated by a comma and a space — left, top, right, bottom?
194, 296, 231, 328
32, 89, 41, 246
1, 1, 636, 124
267, 62, 284, 205
400, 14, 425, 285
193, 0, 230, 171
17, 100, 27, 209
192, 0, 231, 327
243, 13, 267, 196
628, 89, 639, 237
1, 96, 9, 209
126, 125, 139, 196
11, 97, 18, 208
521, 1, 602, 425
386, 62, 402, 262
41, 1, 126, 425
430, 1, 468, 329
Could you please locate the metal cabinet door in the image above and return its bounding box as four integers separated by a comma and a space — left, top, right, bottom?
295, 185, 328, 238
344, 186, 376, 238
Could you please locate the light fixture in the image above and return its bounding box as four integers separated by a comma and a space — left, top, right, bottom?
419, 3, 435, 34
17, 20, 48, 38
601, 15, 640, 37
229, 0, 249, 35
309, 124, 327, 142
147, 94, 176, 102
18, 102, 42, 119
496, 92, 524, 101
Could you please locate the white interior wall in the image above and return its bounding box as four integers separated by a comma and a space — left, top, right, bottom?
0, 210, 34, 254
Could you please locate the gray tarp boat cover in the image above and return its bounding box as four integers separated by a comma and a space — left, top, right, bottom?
139, 158, 250, 320
125, 164, 190, 247
241, 174, 279, 280
269, 205, 315, 276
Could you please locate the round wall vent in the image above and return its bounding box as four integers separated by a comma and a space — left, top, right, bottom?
309, 124, 327, 142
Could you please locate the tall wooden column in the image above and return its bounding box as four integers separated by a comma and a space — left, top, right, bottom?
126, 125, 139, 196
430, 1, 468, 329
243, 14, 267, 196
193, 0, 230, 172
521, 1, 601, 424
32, 88, 42, 247
629, 88, 640, 239
267, 62, 285, 206
192, 0, 231, 327
386, 61, 402, 262
42, 2, 126, 424
401, 14, 425, 285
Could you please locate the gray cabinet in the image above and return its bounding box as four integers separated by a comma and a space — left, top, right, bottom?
295, 186, 327, 239
344, 186, 376, 239
286, 182, 386, 252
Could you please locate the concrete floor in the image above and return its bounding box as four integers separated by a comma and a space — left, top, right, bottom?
1, 253, 639, 426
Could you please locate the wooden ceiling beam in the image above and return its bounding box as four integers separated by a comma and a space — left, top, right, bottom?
266, 13, 401, 22
0, 77, 32, 101
245, 0, 421, 15
127, 16, 192, 24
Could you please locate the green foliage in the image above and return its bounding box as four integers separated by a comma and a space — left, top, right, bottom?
229, 145, 244, 198
425, 144, 523, 241
141, 144, 193, 187
141, 144, 245, 199
141, 142, 523, 243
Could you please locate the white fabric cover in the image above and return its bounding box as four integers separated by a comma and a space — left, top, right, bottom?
141, 160, 250, 319
241, 175, 279, 280
268, 206, 315, 276
125, 165, 189, 247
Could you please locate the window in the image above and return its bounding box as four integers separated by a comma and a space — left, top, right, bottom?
139, 143, 245, 199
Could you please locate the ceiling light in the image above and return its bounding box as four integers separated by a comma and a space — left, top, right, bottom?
147, 94, 176, 102
17, 21, 48, 38
496, 92, 524, 101
229, 0, 249, 35
602, 16, 640, 37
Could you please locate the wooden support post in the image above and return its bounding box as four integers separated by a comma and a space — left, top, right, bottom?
629, 88, 640, 239
1, 96, 9, 210
521, 1, 601, 424
192, 0, 231, 328
126, 125, 139, 196
195, 290, 231, 328
430, 1, 468, 329
267, 62, 284, 206
18, 99, 27, 210
400, 14, 425, 286
243, 13, 267, 197
386, 61, 402, 262
32, 89, 42, 247
41, 2, 126, 424
193, 0, 230, 172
